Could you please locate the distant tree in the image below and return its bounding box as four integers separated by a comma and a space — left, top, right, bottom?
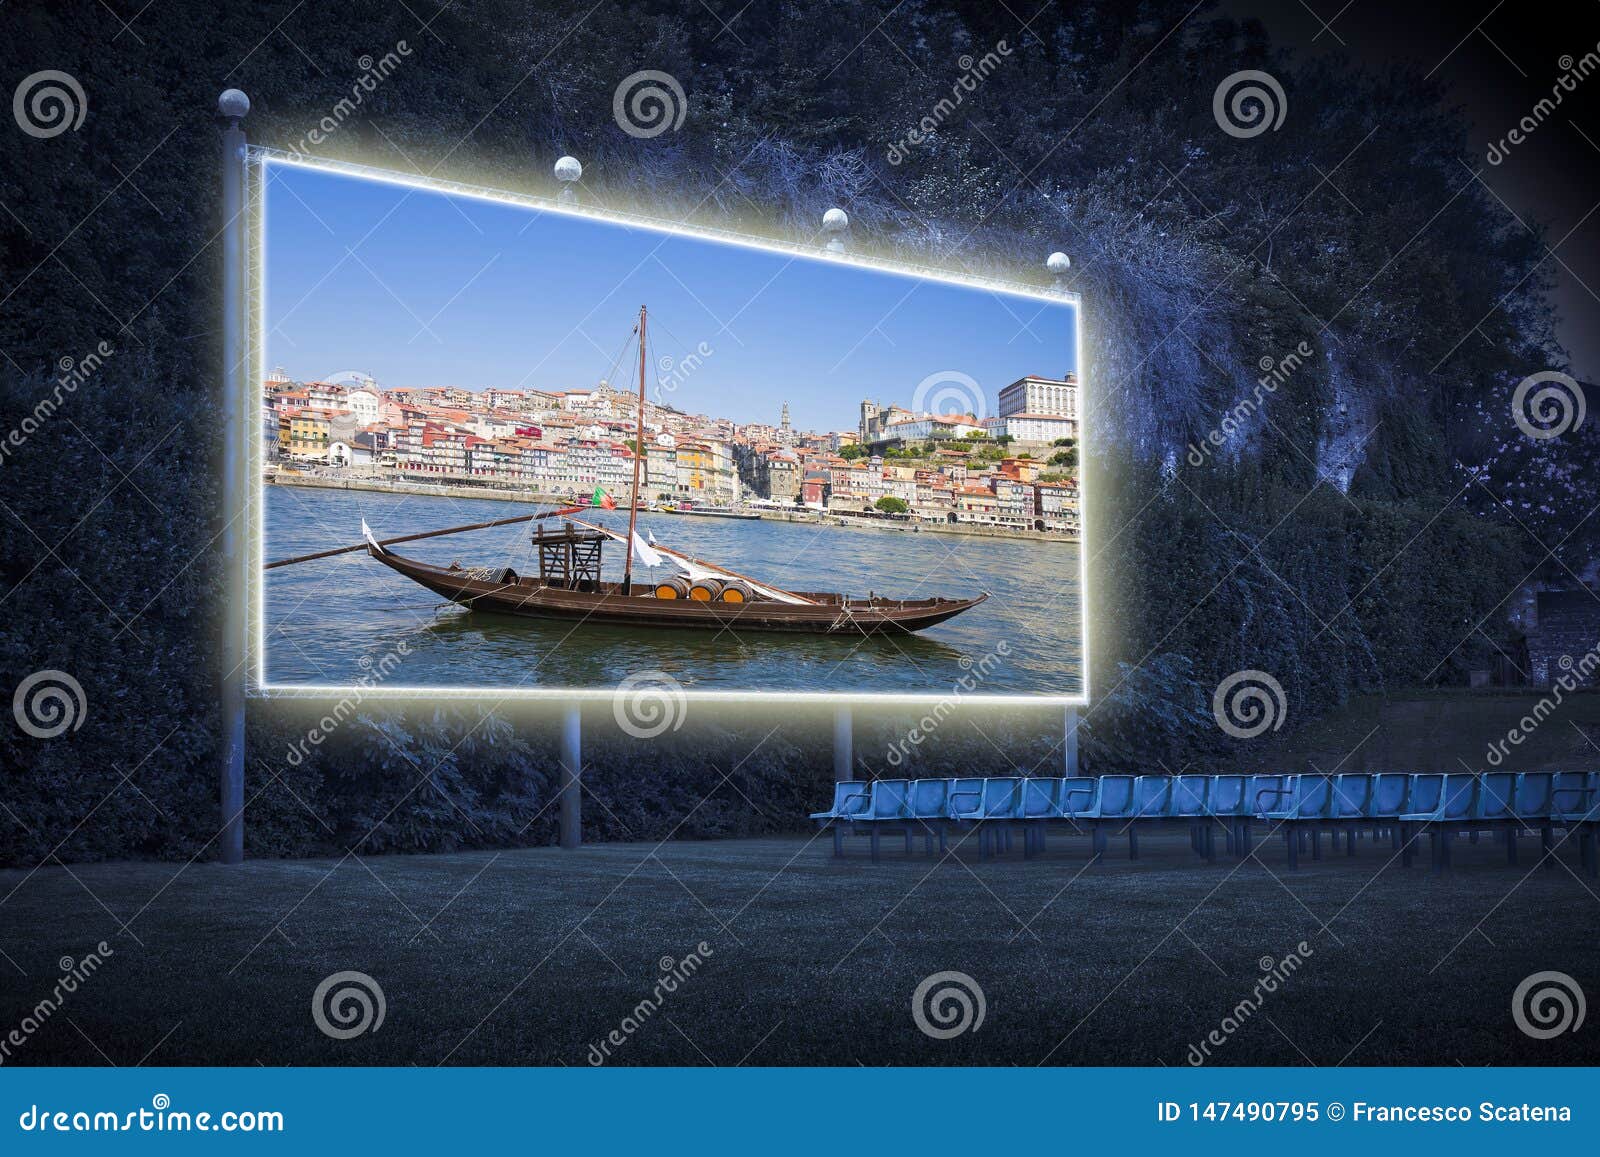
839, 443, 866, 460
875, 496, 909, 515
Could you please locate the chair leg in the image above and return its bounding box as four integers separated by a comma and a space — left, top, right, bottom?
870, 828, 881, 864
1286, 826, 1299, 869
1311, 829, 1322, 861
1400, 823, 1413, 868
1092, 824, 1107, 861
1541, 824, 1553, 870
832, 826, 843, 858
1128, 827, 1139, 860
1237, 820, 1251, 860
938, 828, 948, 856
924, 832, 934, 856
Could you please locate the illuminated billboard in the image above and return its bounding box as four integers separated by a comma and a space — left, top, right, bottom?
252, 155, 1085, 702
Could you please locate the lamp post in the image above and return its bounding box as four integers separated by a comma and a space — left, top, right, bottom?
218, 88, 250, 865
554, 155, 582, 204
1047, 250, 1071, 292
822, 207, 849, 253
1047, 249, 1079, 773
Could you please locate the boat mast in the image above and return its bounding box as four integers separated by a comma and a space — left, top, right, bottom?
623, 304, 647, 594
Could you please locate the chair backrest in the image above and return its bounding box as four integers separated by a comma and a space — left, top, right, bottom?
1330, 774, 1371, 819
1407, 773, 1444, 814
1021, 778, 1061, 819
981, 778, 1023, 819
1438, 773, 1477, 820
947, 777, 986, 819
1551, 772, 1598, 818
1133, 775, 1172, 817
1094, 775, 1136, 817
1056, 777, 1098, 817
1207, 775, 1247, 815
1295, 776, 1333, 818
908, 778, 950, 819
1474, 773, 1516, 821
833, 781, 870, 818
1170, 775, 1210, 817
870, 779, 910, 820
1369, 773, 1410, 817
1514, 772, 1553, 817
1250, 774, 1291, 813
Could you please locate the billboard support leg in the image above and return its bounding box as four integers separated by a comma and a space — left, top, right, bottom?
1064, 707, 1080, 776
559, 704, 582, 849
218, 90, 250, 866
833, 706, 853, 781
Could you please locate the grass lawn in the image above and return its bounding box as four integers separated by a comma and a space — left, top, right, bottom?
2, 826, 1596, 1067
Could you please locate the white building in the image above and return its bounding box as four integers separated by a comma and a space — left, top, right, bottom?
998, 373, 1077, 420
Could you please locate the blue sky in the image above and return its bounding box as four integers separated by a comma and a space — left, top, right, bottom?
264, 163, 1078, 432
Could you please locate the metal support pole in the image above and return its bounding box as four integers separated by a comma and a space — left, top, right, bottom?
833, 705, 853, 781
218, 90, 250, 866
559, 703, 582, 849
1063, 706, 1080, 776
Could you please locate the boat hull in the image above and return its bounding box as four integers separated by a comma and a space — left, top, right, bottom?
366, 546, 985, 635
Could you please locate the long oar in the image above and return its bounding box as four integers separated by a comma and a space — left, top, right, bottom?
264, 506, 585, 570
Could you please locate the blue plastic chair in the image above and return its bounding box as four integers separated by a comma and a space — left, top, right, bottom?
1057, 775, 1136, 860
908, 778, 953, 855
1399, 773, 1477, 871
1168, 776, 1212, 860
1203, 775, 1251, 859
1550, 772, 1600, 876
813, 781, 872, 858
1020, 778, 1062, 858
1328, 774, 1372, 856
949, 778, 1022, 859
1473, 772, 1520, 864
1258, 776, 1332, 867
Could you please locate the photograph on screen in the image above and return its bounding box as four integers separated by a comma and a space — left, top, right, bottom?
258, 161, 1083, 698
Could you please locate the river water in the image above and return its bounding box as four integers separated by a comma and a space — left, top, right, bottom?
263, 485, 1083, 696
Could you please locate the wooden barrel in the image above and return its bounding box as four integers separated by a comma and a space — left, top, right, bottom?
719, 579, 754, 604
653, 576, 691, 600
687, 577, 724, 602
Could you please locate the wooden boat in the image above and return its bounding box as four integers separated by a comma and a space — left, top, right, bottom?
362, 524, 986, 635
269, 304, 988, 636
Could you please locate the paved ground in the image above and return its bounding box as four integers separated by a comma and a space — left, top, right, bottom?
1, 827, 1596, 1066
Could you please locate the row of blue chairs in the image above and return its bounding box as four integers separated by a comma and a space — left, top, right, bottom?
810, 772, 1600, 871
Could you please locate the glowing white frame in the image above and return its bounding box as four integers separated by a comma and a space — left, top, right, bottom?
248, 149, 1089, 706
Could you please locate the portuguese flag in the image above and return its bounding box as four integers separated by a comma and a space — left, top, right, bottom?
591, 486, 617, 510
